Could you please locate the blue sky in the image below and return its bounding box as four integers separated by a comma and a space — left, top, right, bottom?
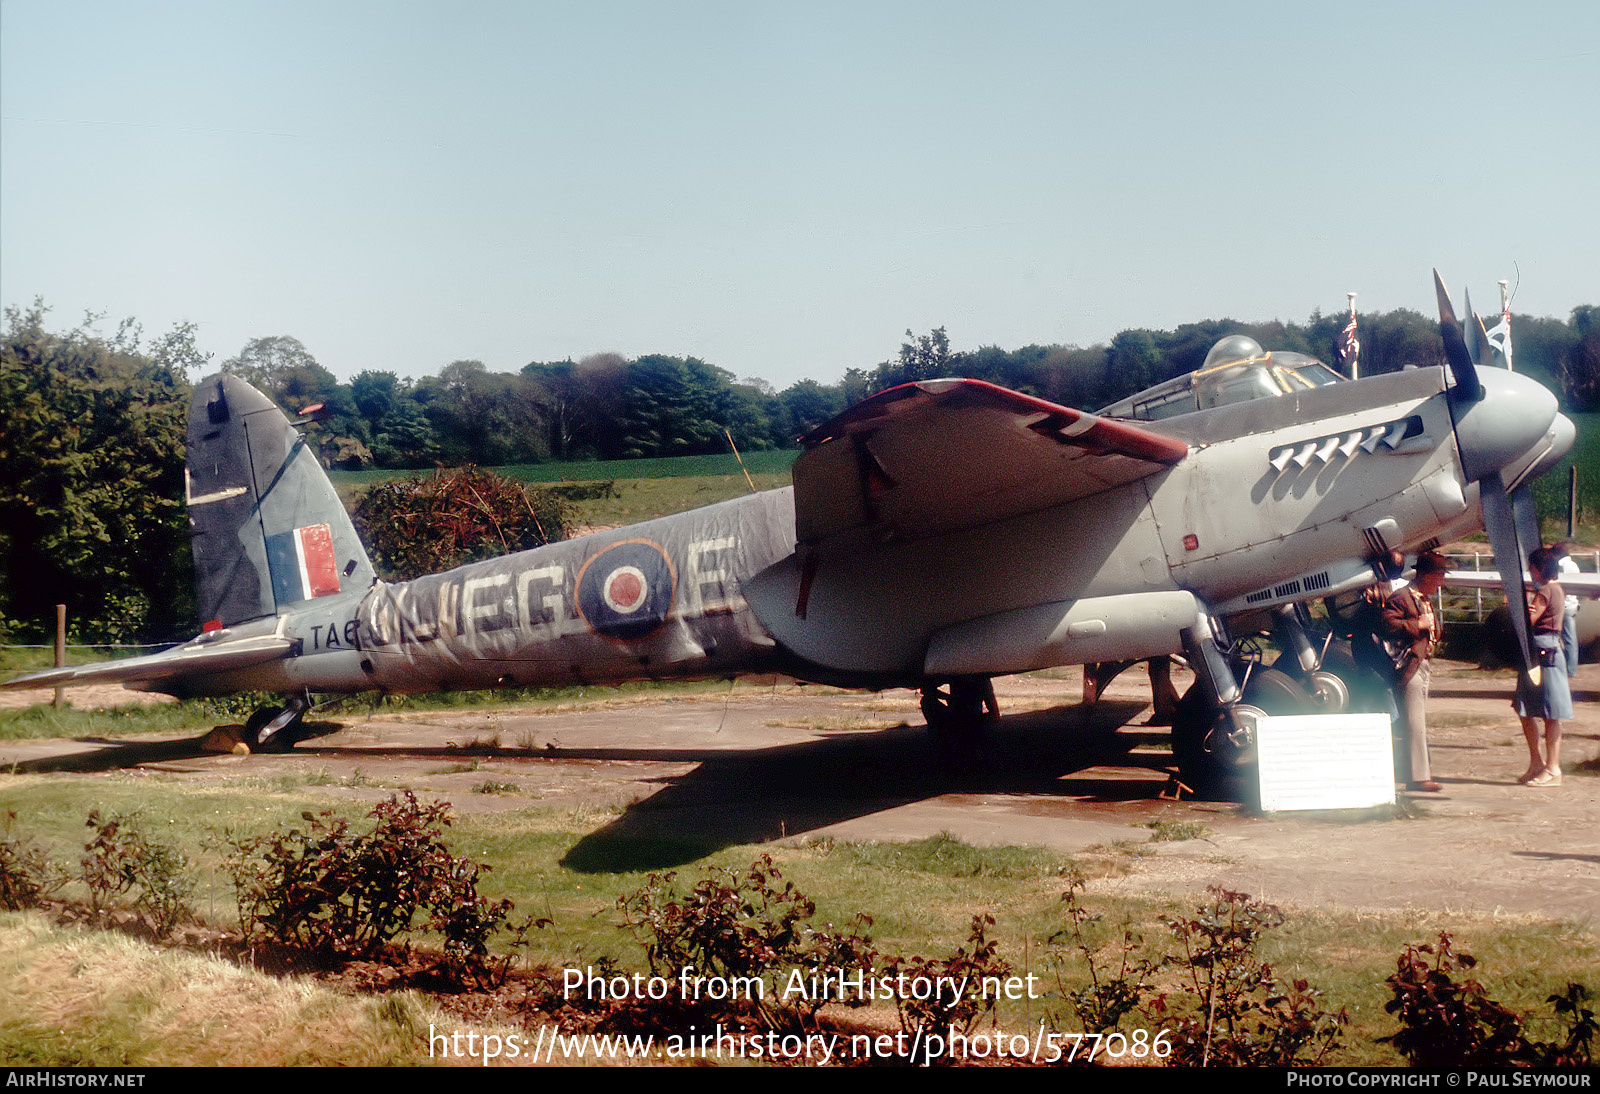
3, 1, 1595, 390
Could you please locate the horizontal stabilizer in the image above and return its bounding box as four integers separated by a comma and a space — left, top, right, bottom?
1, 634, 293, 695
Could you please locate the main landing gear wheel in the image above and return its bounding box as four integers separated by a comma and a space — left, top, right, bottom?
1279, 639, 1392, 718
1172, 667, 1312, 799
243, 695, 309, 753
920, 678, 999, 745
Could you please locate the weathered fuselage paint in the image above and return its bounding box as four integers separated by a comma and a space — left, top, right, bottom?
352, 488, 796, 692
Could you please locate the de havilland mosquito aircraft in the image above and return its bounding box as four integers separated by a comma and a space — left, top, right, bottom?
3, 272, 1576, 791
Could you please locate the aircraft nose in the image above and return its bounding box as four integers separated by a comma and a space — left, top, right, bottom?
1452, 368, 1560, 484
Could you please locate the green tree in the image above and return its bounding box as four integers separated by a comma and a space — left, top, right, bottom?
223, 335, 336, 407
224, 336, 378, 468
1559, 305, 1600, 412
870, 327, 955, 393
421, 360, 543, 466
611, 355, 727, 459
776, 379, 846, 440
0, 304, 195, 640
1107, 329, 1162, 395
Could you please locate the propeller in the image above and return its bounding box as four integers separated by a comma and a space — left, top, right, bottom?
1433, 269, 1540, 681
1480, 469, 1535, 681
1434, 269, 1481, 403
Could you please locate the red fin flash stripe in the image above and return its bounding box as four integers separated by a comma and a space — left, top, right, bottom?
298, 523, 341, 598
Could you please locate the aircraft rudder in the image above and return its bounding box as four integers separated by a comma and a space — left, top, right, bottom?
186, 373, 376, 628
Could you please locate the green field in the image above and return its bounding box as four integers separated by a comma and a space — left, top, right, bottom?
328, 448, 797, 490
1531, 411, 1599, 543
328, 449, 798, 528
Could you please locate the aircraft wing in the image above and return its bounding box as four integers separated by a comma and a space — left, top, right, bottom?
793, 378, 1188, 553
0, 633, 294, 695
1444, 570, 1600, 596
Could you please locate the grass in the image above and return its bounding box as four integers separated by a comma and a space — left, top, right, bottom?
0, 695, 262, 741
1531, 410, 1600, 544
1, 775, 1593, 1065
554, 472, 792, 530
1139, 820, 1212, 842
329, 448, 798, 491
763, 716, 902, 732
0, 912, 458, 1067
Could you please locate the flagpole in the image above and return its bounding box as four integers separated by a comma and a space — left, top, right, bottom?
1344, 291, 1359, 379
1498, 279, 1513, 372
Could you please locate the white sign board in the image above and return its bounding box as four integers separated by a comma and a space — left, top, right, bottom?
1255, 713, 1395, 812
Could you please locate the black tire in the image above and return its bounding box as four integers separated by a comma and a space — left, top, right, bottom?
1173, 667, 1310, 797
1276, 638, 1398, 717
243, 704, 300, 753
1243, 665, 1313, 715
242, 706, 275, 748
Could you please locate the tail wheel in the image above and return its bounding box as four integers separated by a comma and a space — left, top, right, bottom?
243, 700, 306, 753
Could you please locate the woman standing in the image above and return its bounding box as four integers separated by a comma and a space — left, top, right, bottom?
1516, 547, 1572, 786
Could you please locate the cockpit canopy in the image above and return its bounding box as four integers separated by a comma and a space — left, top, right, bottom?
1098, 336, 1346, 422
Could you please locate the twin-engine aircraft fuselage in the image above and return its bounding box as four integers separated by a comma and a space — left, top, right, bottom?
6, 274, 1575, 788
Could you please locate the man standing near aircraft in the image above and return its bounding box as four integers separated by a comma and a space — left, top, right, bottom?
1354, 551, 1449, 792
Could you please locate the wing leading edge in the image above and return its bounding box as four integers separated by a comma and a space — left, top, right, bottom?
792, 378, 1189, 553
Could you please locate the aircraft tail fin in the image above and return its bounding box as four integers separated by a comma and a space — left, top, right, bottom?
186, 373, 376, 628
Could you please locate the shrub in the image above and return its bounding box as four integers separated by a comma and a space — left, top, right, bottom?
888, 912, 1013, 1051
0, 812, 66, 910
429, 858, 547, 989
1380, 933, 1594, 1067
1150, 887, 1345, 1066
617, 854, 878, 1027
353, 467, 566, 581
546, 480, 619, 502
80, 811, 193, 935
1049, 872, 1156, 1035
223, 792, 510, 965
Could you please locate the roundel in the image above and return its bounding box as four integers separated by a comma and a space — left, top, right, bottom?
575, 539, 676, 641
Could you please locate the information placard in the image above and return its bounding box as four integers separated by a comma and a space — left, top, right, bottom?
1255, 712, 1395, 812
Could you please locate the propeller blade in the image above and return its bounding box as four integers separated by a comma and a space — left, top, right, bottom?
1482, 470, 1534, 677
1472, 310, 1497, 370
1463, 286, 1485, 366
1511, 482, 1542, 562
1434, 269, 1482, 401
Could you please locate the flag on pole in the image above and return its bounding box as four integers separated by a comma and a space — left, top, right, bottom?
1337, 292, 1360, 378
1484, 278, 1514, 371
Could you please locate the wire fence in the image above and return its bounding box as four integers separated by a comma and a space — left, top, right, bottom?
1, 642, 170, 651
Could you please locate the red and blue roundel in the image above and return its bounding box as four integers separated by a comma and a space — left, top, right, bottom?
575, 539, 676, 641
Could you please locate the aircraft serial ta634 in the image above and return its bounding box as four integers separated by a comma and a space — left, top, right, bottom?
4, 272, 1578, 791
